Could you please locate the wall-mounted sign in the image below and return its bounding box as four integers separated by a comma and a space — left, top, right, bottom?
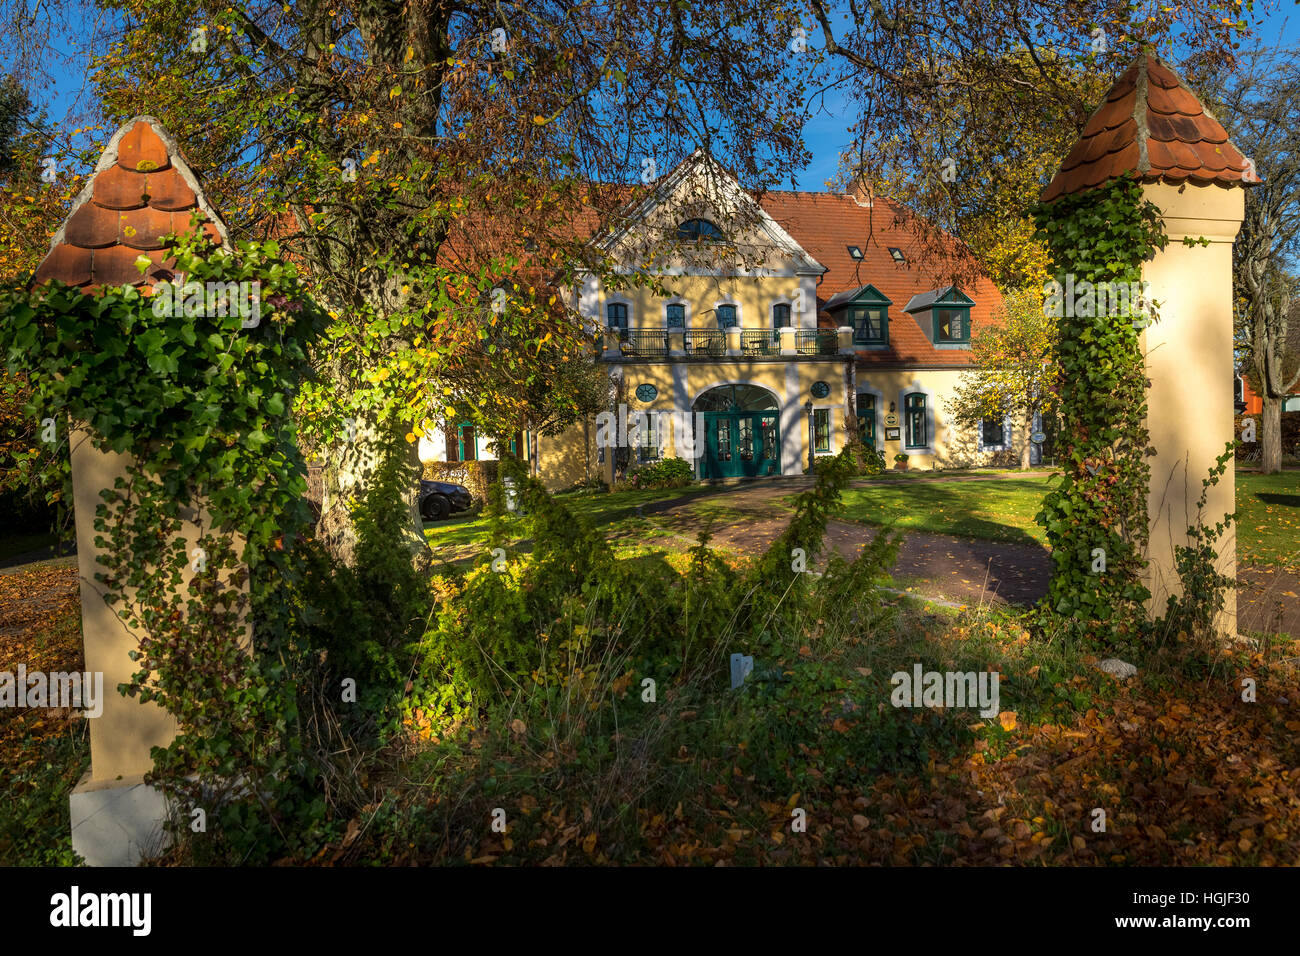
1031, 431, 1046, 444
885, 427, 901, 441
810, 380, 830, 399
885, 413, 898, 427
635, 383, 658, 402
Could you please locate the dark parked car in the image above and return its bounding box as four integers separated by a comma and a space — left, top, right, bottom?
418, 480, 473, 521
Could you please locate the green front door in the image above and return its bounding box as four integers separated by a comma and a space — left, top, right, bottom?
702, 411, 780, 479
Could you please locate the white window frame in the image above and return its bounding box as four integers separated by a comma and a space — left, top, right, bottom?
664, 297, 691, 329
812, 406, 836, 457
604, 294, 634, 333
712, 299, 741, 329
976, 412, 1012, 452
770, 297, 793, 330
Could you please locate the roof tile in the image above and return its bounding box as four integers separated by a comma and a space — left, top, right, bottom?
758, 192, 1002, 369
1042, 55, 1256, 201
146, 167, 198, 211
32, 116, 228, 294
93, 164, 149, 210
116, 121, 170, 173
64, 203, 120, 248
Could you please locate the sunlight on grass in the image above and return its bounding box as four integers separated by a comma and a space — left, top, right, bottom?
837, 475, 1056, 546
1236, 470, 1300, 569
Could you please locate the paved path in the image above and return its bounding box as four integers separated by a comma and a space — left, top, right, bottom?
641, 478, 1298, 633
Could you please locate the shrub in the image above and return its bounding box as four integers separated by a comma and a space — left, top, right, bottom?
842, 438, 886, 476
414, 448, 900, 721
627, 456, 694, 489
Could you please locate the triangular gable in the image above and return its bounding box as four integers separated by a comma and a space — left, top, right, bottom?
596, 149, 824, 276
32, 116, 229, 292
904, 285, 974, 312
825, 283, 892, 311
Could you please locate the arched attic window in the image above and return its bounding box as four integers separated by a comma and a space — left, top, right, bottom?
677, 218, 725, 242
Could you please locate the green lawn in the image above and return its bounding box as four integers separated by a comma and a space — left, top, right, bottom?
837, 474, 1055, 547
424, 483, 720, 559
428, 467, 1300, 568
1236, 470, 1300, 569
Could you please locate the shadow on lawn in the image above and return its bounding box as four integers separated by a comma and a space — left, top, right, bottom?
1254, 492, 1300, 508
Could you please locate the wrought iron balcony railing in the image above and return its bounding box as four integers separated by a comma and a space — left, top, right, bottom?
683, 329, 726, 357
620, 330, 669, 357
796, 329, 840, 355
741, 330, 780, 355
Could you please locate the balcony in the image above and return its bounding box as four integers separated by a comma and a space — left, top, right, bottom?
796, 329, 840, 355
683, 329, 726, 357
600, 327, 854, 360
741, 330, 780, 355
620, 330, 669, 357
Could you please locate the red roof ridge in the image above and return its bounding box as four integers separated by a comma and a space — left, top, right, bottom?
1041, 54, 1257, 202
32, 115, 229, 292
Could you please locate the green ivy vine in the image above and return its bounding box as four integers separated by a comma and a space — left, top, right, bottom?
0, 226, 328, 856
1030, 175, 1167, 637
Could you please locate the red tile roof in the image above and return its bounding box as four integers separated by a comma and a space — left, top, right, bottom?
759, 191, 1003, 367
32, 117, 228, 292
1042, 55, 1256, 202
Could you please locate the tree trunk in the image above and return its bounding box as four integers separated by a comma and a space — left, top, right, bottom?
1262, 396, 1283, 474
316, 415, 431, 569
1020, 409, 1034, 471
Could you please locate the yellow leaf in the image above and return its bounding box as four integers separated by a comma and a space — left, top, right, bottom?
999, 711, 1017, 731
582, 832, 597, 854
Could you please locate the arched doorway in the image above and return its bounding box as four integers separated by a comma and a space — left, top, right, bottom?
693, 384, 781, 479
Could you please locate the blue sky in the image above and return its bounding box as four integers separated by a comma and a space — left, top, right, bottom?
789, 1, 1300, 191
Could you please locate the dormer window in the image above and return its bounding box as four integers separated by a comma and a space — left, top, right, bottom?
677, 218, 725, 242
888, 247, 905, 263
903, 286, 974, 348
847, 245, 864, 260
823, 283, 892, 347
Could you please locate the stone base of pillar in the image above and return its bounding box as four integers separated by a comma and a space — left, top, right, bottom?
69, 771, 171, 867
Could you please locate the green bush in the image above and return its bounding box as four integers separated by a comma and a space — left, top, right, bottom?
627, 456, 694, 489
414, 448, 901, 718
842, 438, 886, 476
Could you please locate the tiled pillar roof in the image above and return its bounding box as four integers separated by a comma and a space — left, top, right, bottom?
32, 116, 229, 292
1041, 55, 1256, 202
